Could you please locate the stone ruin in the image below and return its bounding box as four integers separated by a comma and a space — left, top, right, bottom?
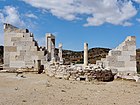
3, 23, 140, 82
96, 36, 137, 77
3, 23, 62, 72
45, 37, 139, 82
4, 23, 45, 71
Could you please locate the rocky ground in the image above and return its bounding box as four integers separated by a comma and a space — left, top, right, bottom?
0, 73, 140, 105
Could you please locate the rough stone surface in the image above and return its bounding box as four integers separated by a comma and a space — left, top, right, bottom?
4, 23, 45, 70
97, 36, 137, 75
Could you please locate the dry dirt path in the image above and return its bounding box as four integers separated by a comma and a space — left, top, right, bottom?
0, 73, 140, 105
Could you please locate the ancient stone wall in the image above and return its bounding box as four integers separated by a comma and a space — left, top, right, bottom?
4, 23, 45, 70
96, 36, 137, 75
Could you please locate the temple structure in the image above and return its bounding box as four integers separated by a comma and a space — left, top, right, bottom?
3, 23, 139, 81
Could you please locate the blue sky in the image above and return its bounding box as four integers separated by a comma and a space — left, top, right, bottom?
0, 0, 140, 51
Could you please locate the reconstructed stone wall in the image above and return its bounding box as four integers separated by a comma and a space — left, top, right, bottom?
96, 36, 137, 75
4, 23, 45, 69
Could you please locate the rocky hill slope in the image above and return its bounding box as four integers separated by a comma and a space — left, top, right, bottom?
61, 48, 110, 64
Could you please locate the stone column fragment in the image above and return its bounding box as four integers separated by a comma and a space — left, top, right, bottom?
59, 43, 63, 64
84, 43, 88, 67
46, 33, 55, 62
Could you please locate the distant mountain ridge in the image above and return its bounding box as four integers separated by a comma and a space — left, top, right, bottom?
61, 48, 110, 64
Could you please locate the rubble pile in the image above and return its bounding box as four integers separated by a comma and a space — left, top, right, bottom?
46, 64, 115, 82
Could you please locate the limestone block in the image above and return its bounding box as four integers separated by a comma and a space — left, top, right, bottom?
5, 33, 23, 37
21, 37, 33, 41
16, 55, 24, 61
26, 51, 36, 56
116, 67, 136, 73
14, 33, 24, 37
125, 41, 136, 46
26, 52, 32, 56
123, 67, 137, 72
121, 51, 136, 56
30, 46, 37, 51
5, 46, 17, 52
23, 33, 31, 38
4, 41, 14, 46
20, 50, 26, 56
116, 61, 125, 67
17, 46, 22, 51
128, 46, 136, 51
125, 61, 136, 67
14, 41, 24, 46
10, 53, 17, 61
4, 52, 10, 66
122, 45, 128, 51
130, 55, 136, 61
109, 61, 125, 67
130, 36, 136, 41
21, 46, 31, 51
10, 55, 16, 61
24, 41, 35, 46
11, 37, 21, 42
24, 55, 32, 61
4, 35, 13, 46
14, 41, 34, 46
125, 36, 136, 41
31, 56, 39, 61
25, 61, 34, 66
111, 50, 122, 56
106, 56, 117, 62
116, 68, 127, 72
118, 56, 130, 61
10, 61, 25, 68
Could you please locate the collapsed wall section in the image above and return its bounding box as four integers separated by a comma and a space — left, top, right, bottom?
96, 36, 137, 75
4, 23, 45, 69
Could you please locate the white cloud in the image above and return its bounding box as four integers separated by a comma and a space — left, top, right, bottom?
25, 13, 38, 19
85, 1, 137, 26
0, 6, 24, 26
0, 6, 25, 45
133, 0, 140, 3
22, 0, 137, 26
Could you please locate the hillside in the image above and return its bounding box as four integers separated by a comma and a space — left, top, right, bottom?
62, 48, 110, 64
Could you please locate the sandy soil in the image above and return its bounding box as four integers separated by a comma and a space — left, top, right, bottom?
0, 73, 140, 105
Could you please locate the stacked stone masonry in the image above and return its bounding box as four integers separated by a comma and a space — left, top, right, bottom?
4, 23, 45, 70
96, 36, 137, 75
3, 23, 139, 81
